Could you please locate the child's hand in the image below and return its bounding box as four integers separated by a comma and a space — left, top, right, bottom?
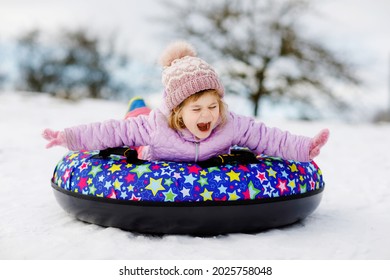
309, 129, 329, 160
42, 129, 67, 149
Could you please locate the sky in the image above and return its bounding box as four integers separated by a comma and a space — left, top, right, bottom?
0, 0, 389, 116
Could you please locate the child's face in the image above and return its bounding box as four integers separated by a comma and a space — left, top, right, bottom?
180, 92, 220, 140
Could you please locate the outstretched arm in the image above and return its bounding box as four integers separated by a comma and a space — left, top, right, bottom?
42, 115, 153, 150
231, 113, 329, 162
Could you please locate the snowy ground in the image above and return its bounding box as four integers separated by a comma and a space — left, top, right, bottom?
0, 91, 389, 260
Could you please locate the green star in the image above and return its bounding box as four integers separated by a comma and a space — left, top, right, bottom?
89, 185, 97, 195
164, 178, 173, 187
163, 189, 177, 202
198, 176, 208, 187
88, 164, 103, 177
248, 181, 260, 199
207, 167, 220, 173
300, 183, 307, 193
131, 164, 152, 177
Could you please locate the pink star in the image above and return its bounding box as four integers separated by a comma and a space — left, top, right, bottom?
309, 178, 316, 190
276, 178, 288, 195
238, 165, 250, 172
242, 189, 250, 200
188, 165, 202, 174
256, 171, 267, 183
298, 165, 306, 175
78, 162, 89, 171
130, 194, 141, 201
124, 173, 136, 183
62, 169, 71, 181
107, 189, 117, 199
151, 164, 161, 171
77, 177, 88, 190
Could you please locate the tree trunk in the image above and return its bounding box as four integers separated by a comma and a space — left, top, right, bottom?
252, 67, 268, 117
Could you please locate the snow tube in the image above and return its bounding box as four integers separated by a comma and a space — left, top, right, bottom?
51, 148, 325, 235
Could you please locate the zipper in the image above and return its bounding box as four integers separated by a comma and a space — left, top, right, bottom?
194, 142, 200, 162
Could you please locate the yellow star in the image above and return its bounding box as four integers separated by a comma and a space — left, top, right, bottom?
108, 164, 121, 173
145, 178, 165, 196
200, 188, 213, 201
288, 180, 296, 190
200, 170, 207, 176
113, 179, 122, 190
226, 170, 240, 182
228, 191, 240, 200
267, 168, 277, 178
87, 178, 93, 185
68, 153, 78, 160
290, 164, 298, 172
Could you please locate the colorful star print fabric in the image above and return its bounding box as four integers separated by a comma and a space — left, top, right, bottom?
52, 150, 324, 202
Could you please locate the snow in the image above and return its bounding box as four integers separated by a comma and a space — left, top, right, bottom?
0, 91, 389, 260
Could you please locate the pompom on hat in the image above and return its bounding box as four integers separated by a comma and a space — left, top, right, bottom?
159, 41, 224, 111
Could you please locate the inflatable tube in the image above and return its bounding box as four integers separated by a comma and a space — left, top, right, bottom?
51, 148, 325, 235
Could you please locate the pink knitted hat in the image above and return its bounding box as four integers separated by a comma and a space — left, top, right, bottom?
160, 41, 224, 111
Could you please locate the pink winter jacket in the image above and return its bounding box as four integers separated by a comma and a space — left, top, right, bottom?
64, 109, 312, 162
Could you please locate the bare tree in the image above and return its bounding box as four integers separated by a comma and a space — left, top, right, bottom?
160, 0, 360, 117
16, 28, 129, 100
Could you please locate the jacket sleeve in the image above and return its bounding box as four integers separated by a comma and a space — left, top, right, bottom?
64, 113, 153, 151
231, 112, 312, 162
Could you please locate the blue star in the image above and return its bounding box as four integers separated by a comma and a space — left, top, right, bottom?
120, 191, 128, 199
218, 185, 227, 194
263, 182, 275, 197
103, 181, 111, 190
214, 175, 222, 182
180, 187, 191, 198
184, 174, 197, 185
161, 166, 174, 176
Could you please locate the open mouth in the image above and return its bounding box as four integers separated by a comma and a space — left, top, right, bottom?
197, 122, 211, 132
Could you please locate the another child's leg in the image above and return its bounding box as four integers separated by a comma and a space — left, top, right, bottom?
125, 97, 151, 158
125, 96, 151, 119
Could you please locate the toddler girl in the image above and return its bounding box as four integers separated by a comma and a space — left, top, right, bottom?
43, 41, 329, 162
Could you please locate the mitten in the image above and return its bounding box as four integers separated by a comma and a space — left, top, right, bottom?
42, 128, 67, 149
309, 129, 329, 160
